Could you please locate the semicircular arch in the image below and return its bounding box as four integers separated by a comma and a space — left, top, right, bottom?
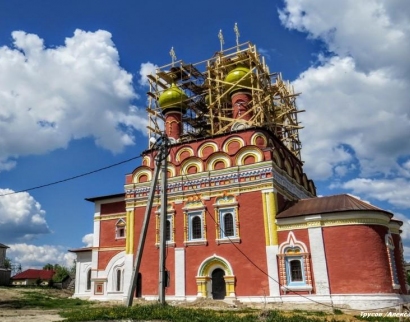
235, 146, 264, 166
197, 255, 234, 276
132, 167, 153, 183
250, 132, 268, 148
180, 157, 204, 175
222, 136, 245, 154
198, 142, 218, 159
175, 147, 194, 163
206, 152, 231, 171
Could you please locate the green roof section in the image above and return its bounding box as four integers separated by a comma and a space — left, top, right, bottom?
158, 83, 188, 113
224, 65, 252, 95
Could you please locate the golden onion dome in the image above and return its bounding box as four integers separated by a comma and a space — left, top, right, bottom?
158, 83, 188, 113
224, 65, 252, 95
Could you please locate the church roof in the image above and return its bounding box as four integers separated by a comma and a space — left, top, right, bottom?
85, 192, 124, 202
12, 269, 55, 280
0, 243, 9, 248
277, 194, 393, 219
68, 247, 92, 253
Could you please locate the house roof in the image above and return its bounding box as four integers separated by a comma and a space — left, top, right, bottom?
277, 194, 393, 219
0, 243, 9, 248
12, 269, 55, 280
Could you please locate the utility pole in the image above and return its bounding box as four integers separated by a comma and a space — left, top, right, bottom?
158, 139, 168, 304
125, 135, 168, 307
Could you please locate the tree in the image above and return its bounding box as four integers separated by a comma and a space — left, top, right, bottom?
43, 263, 54, 270
52, 265, 70, 283
70, 259, 77, 276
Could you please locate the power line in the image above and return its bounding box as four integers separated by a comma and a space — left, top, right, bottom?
0, 154, 143, 197
183, 173, 409, 312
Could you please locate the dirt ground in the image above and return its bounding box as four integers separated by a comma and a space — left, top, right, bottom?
0, 287, 68, 322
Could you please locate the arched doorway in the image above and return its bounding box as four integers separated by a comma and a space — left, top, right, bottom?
196, 255, 235, 299
211, 268, 226, 299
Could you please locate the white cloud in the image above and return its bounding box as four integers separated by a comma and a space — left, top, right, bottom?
82, 233, 93, 247
403, 246, 410, 262
139, 62, 158, 86
279, 0, 410, 76
278, 1, 410, 180
0, 29, 147, 171
335, 178, 410, 209
278, 1, 410, 259
7, 243, 76, 270
294, 56, 410, 179
0, 188, 51, 242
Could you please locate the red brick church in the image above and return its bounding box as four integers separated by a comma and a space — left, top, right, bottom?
71, 41, 409, 310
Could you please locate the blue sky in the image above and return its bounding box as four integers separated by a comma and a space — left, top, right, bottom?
1, 0, 409, 269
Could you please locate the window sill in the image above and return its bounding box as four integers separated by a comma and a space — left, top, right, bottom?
216, 237, 241, 244
184, 240, 208, 246
281, 285, 313, 294
155, 242, 176, 248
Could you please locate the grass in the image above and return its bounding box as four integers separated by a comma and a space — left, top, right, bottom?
0, 286, 94, 310
3, 287, 397, 322
60, 304, 347, 322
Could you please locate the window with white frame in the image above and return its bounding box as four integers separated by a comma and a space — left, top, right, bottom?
278, 232, 312, 294
285, 250, 304, 285
183, 200, 207, 246
155, 205, 175, 247
166, 218, 171, 241
219, 208, 236, 238
165, 214, 175, 244
189, 211, 204, 240
115, 219, 126, 239
214, 195, 240, 244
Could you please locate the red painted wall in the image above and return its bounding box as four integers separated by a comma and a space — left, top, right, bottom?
99, 219, 126, 248
323, 225, 392, 294
134, 189, 270, 296
101, 201, 125, 215
98, 250, 122, 270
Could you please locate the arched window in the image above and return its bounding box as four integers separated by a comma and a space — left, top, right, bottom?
86, 269, 91, 291
116, 219, 126, 239
284, 248, 305, 286
223, 213, 234, 237
155, 205, 175, 246
115, 269, 121, 292
278, 232, 313, 293
191, 216, 202, 239
183, 203, 207, 246
166, 219, 171, 241
214, 195, 240, 243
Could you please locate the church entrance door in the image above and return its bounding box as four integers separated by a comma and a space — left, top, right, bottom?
211, 268, 226, 299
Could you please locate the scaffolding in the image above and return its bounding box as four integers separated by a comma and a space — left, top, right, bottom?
146, 42, 303, 160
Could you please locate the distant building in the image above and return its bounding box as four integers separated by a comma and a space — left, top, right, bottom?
70, 41, 409, 310
0, 243, 11, 286
11, 269, 55, 286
